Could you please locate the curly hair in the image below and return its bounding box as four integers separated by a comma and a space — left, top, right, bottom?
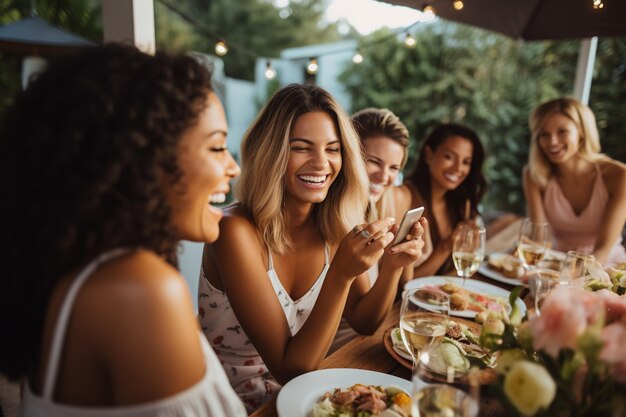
0, 43, 213, 380
405, 123, 487, 246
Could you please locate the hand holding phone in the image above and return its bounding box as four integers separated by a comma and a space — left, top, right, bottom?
392, 206, 425, 245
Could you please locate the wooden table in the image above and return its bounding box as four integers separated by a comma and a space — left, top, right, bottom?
250, 216, 523, 417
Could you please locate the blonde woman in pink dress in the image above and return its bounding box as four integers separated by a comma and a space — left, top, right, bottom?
523, 97, 626, 266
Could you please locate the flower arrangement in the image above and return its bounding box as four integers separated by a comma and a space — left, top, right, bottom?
485, 285, 626, 417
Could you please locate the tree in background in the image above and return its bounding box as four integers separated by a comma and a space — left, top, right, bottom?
341, 22, 625, 215
157, 0, 352, 80
0, 0, 101, 116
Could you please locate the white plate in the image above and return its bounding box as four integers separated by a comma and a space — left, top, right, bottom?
478, 253, 524, 286
403, 276, 527, 318
389, 327, 413, 361
276, 368, 411, 417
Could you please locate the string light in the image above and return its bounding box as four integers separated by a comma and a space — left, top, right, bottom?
453, 0, 464, 10
215, 39, 228, 56
157, 0, 427, 76
404, 32, 416, 48
264, 60, 276, 79
422, 3, 436, 18
592, 0, 604, 9
306, 58, 318, 74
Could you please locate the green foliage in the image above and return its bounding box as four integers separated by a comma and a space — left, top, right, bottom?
0, 0, 101, 118
589, 38, 626, 164
340, 22, 625, 214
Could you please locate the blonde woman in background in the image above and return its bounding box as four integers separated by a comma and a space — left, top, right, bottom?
524, 97, 626, 266
329, 108, 430, 352
198, 84, 425, 412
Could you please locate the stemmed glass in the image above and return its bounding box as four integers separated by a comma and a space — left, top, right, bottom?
532, 269, 564, 315
452, 224, 486, 286
412, 347, 480, 417
517, 218, 550, 274
399, 288, 450, 373
560, 250, 596, 284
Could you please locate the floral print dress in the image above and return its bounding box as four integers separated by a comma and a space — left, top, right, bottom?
198, 245, 330, 413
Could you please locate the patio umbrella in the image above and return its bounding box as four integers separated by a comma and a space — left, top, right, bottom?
378, 0, 626, 41
0, 16, 94, 57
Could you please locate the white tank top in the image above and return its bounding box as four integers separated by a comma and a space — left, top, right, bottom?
19, 248, 246, 417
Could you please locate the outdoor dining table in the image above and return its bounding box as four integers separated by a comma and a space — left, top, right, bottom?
250, 216, 525, 417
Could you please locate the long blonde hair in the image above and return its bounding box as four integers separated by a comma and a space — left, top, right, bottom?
236, 83, 369, 253
528, 97, 604, 188
351, 108, 410, 221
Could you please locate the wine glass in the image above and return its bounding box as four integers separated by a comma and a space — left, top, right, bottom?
517, 218, 550, 273
531, 269, 564, 315
452, 225, 486, 286
399, 288, 450, 373
412, 347, 480, 417
560, 250, 596, 284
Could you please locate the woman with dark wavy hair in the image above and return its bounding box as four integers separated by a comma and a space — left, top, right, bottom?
402, 123, 487, 276
0, 44, 246, 416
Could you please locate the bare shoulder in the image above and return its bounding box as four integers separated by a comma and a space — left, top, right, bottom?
599, 158, 626, 193
219, 203, 259, 236
75, 250, 205, 402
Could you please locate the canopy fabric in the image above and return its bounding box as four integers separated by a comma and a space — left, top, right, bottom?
0, 17, 94, 56
379, 0, 626, 41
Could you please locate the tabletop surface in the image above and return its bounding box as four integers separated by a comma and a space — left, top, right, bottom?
250, 217, 523, 417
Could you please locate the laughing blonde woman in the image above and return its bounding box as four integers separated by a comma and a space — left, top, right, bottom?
198, 84, 424, 411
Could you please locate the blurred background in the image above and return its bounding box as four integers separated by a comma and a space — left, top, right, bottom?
1, 0, 624, 306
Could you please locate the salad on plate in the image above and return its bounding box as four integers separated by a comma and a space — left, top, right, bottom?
311, 384, 411, 417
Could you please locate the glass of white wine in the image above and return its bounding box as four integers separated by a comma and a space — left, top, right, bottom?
399, 288, 450, 373
452, 225, 486, 286
532, 269, 564, 315
412, 348, 480, 417
517, 218, 550, 273
560, 250, 595, 284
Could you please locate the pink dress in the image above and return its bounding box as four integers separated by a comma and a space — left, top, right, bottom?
198, 245, 330, 413
543, 165, 626, 266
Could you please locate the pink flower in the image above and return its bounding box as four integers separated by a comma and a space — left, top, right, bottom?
595, 289, 626, 323
529, 286, 598, 357
600, 320, 626, 383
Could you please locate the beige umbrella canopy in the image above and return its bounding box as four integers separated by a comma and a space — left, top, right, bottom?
378, 0, 626, 40
0, 16, 94, 57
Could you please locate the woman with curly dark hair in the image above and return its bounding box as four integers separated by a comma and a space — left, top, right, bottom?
402, 123, 487, 276
0, 43, 246, 416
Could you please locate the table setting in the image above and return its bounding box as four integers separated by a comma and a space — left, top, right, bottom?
250, 217, 626, 417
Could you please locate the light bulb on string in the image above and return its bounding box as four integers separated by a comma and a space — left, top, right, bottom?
215, 39, 228, 56
592, 0, 604, 9
306, 58, 318, 74
264, 61, 276, 80
352, 52, 363, 64
453, 0, 464, 10
422, 3, 436, 18
404, 32, 416, 48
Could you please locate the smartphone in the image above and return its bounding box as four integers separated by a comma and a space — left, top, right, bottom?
392, 206, 425, 245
